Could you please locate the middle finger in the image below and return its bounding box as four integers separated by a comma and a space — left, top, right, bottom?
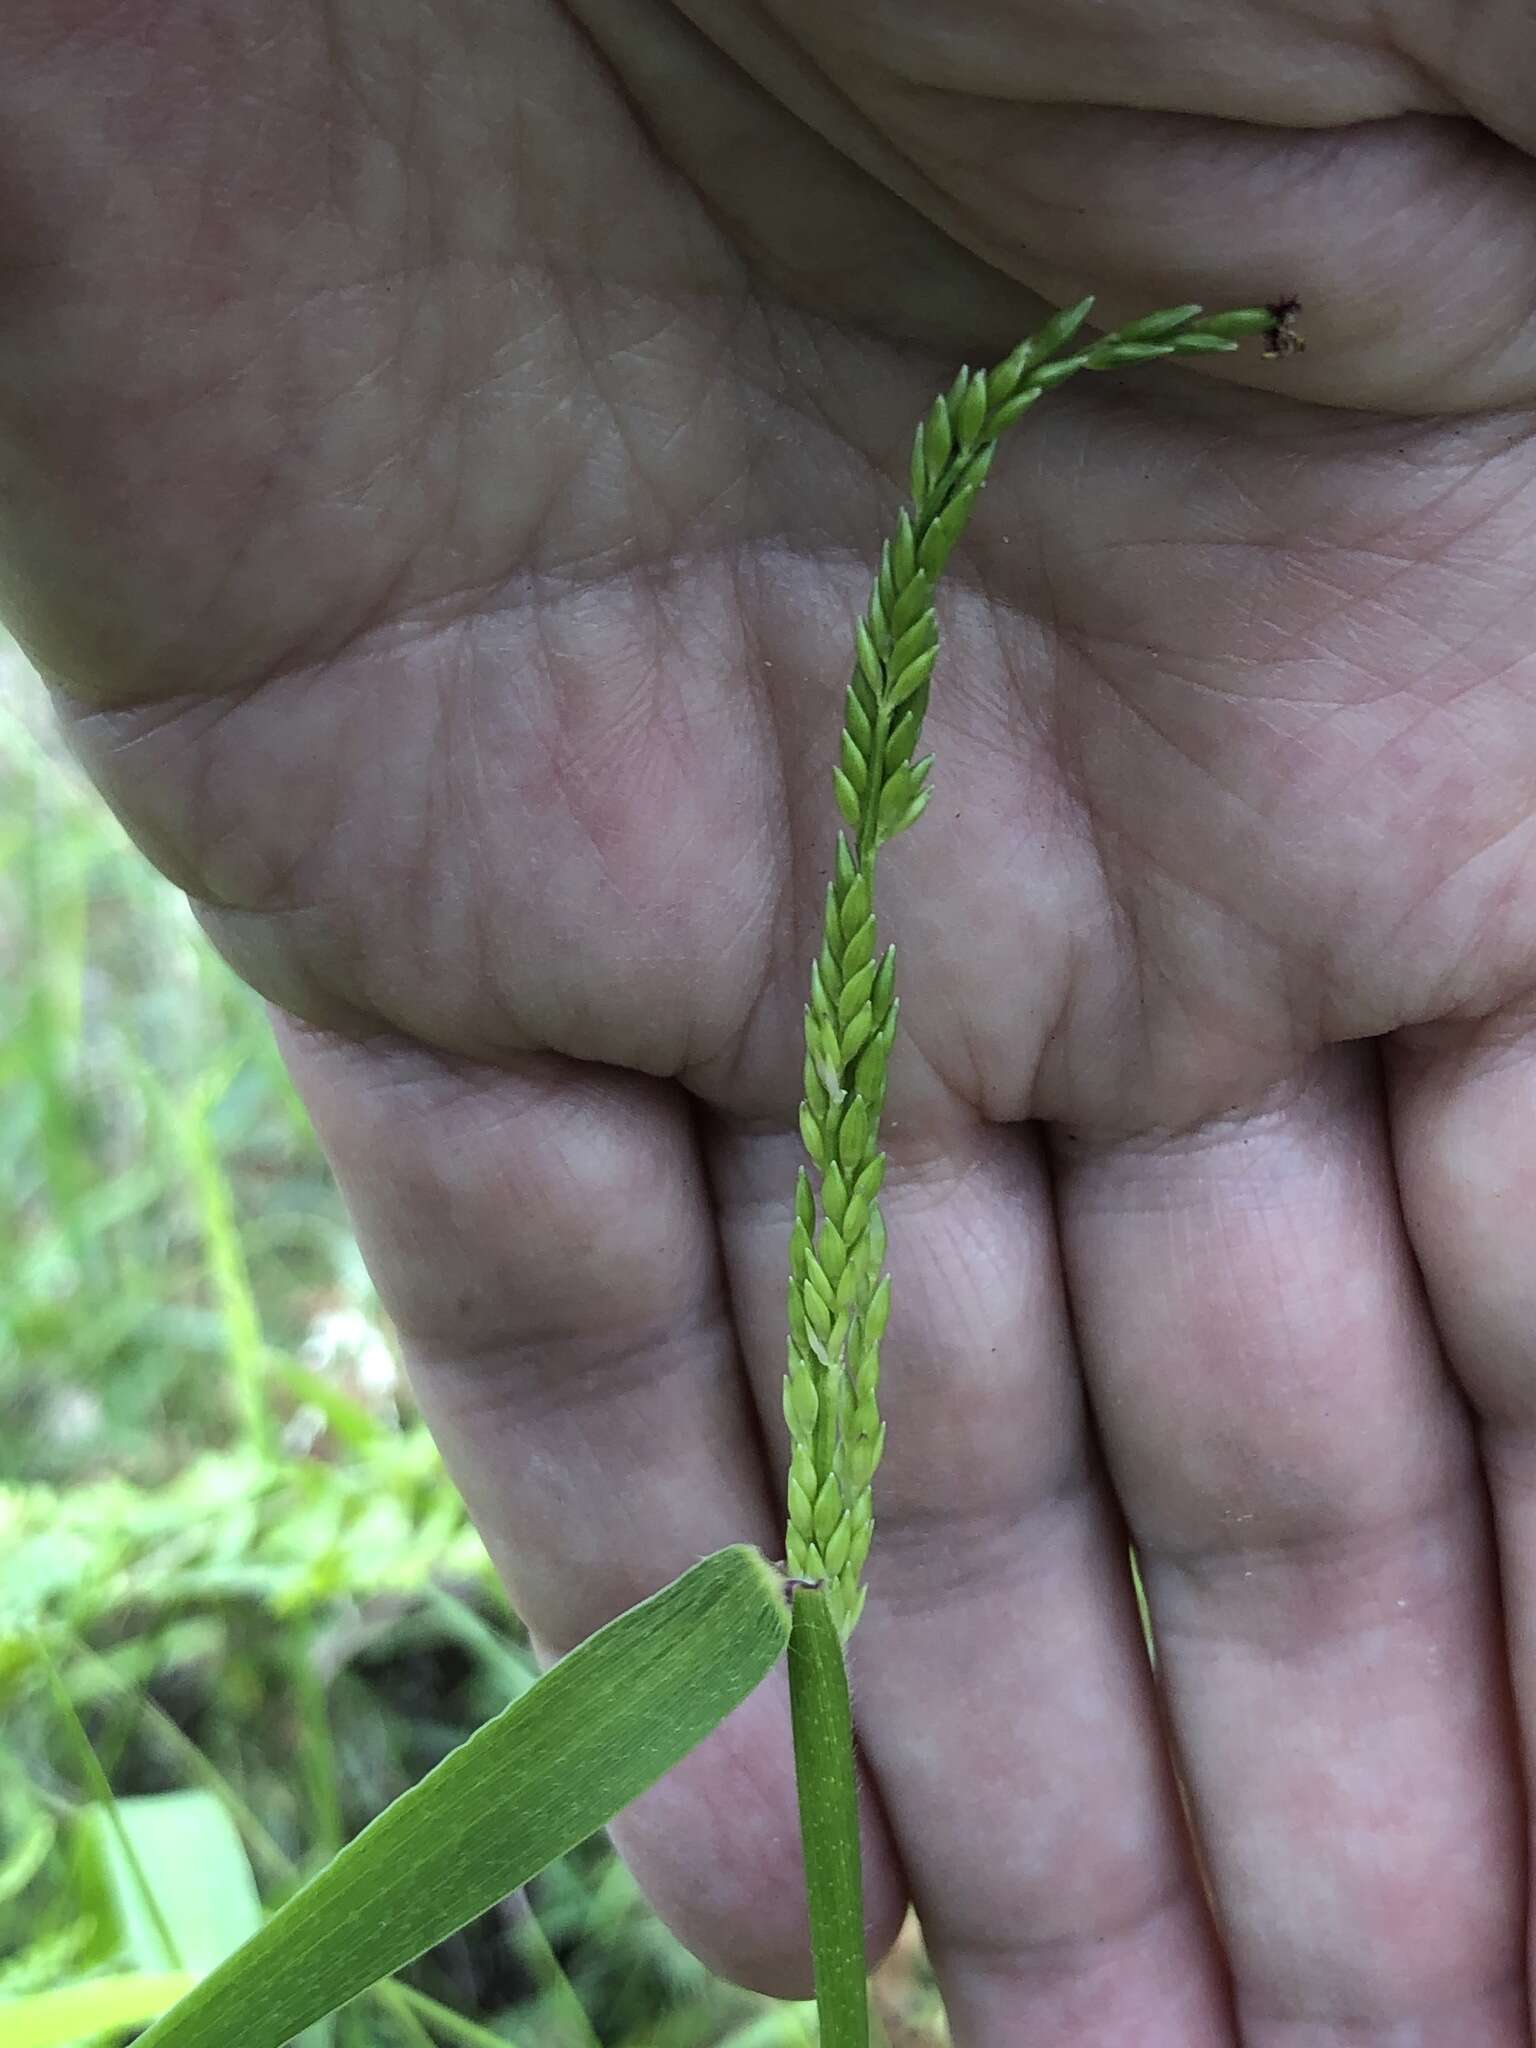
709, 1092, 1234, 2045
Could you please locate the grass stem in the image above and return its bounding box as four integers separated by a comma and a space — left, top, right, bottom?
786, 1589, 867, 2047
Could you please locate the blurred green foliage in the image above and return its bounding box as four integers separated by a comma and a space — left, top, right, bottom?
0, 642, 941, 2046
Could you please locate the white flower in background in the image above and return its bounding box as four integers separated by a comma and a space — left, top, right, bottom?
301, 1307, 400, 1411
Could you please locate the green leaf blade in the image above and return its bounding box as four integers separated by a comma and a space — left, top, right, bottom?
136, 1547, 790, 2048
0, 1972, 199, 2048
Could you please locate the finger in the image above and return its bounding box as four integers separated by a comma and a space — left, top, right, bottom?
1052, 1050, 1528, 2045
757, 2, 1536, 412
709, 1098, 1235, 2047
1391, 1019, 1536, 2000
1396, 0, 1536, 155
924, 101, 1536, 415
274, 1019, 907, 1994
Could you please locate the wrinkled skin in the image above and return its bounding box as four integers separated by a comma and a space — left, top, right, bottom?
4, 3, 1536, 2039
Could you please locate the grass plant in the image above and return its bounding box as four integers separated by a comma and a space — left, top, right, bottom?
2, 293, 1284, 2046
778, 295, 1277, 2040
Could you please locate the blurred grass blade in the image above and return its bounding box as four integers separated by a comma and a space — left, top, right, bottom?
170, 1062, 275, 1456
716, 2002, 820, 2047
509, 1891, 602, 2048
43, 1645, 182, 1971
137, 1546, 790, 2048
73, 1791, 262, 1974
0, 1971, 197, 2047
0, 1810, 53, 1907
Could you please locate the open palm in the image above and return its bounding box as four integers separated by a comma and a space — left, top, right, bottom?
5, 3, 1536, 2039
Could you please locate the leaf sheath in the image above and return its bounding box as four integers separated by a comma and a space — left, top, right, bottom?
788, 1589, 867, 2048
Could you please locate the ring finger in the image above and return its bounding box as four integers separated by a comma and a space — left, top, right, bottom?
1052, 1046, 1527, 2044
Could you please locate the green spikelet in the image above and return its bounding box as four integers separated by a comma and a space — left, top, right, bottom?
782, 295, 1275, 1638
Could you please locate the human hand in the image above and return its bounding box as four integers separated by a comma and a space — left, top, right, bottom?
3, 4, 1535, 2039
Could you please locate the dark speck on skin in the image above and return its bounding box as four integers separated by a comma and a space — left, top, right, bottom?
1263, 296, 1305, 359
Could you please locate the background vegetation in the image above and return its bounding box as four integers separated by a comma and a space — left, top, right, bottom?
0, 636, 942, 2045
